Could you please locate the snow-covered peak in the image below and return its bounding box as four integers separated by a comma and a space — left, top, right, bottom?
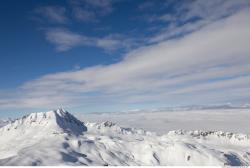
1, 109, 250, 166
0, 119, 10, 128
0, 108, 87, 136
86, 121, 154, 136
54, 107, 68, 116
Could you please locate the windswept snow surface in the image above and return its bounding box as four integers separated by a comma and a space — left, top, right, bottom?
0, 109, 250, 166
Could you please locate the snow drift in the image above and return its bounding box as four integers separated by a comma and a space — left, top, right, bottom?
0, 109, 250, 166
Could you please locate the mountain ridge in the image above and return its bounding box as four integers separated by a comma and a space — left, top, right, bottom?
0, 109, 250, 166
0, 108, 87, 136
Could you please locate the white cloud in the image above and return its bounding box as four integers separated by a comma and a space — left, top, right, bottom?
147, 0, 250, 43
73, 7, 96, 22
146, 14, 176, 23
1, 9, 250, 110
45, 29, 138, 52
70, 0, 117, 22
181, 0, 250, 21
34, 6, 68, 24
45, 28, 87, 51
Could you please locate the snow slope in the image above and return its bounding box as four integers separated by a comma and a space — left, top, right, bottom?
0, 119, 9, 128
0, 109, 250, 166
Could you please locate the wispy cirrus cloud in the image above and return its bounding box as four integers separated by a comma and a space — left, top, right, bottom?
1, 10, 250, 110
45, 28, 92, 51
49, 0, 248, 52
72, 7, 96, 22
147, 0, 250, 23
32, 1, 130, 52
144, 0, 250, 43
70, 0, 118, 22
45, 28, 139, 52
33, 0, 119, 24
34, 6, 68, 24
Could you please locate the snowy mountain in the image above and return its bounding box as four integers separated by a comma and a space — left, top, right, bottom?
0, 119, 11, 128
0, 109, 250, 166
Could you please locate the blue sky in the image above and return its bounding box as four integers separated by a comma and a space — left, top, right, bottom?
1, 0, 250, 117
